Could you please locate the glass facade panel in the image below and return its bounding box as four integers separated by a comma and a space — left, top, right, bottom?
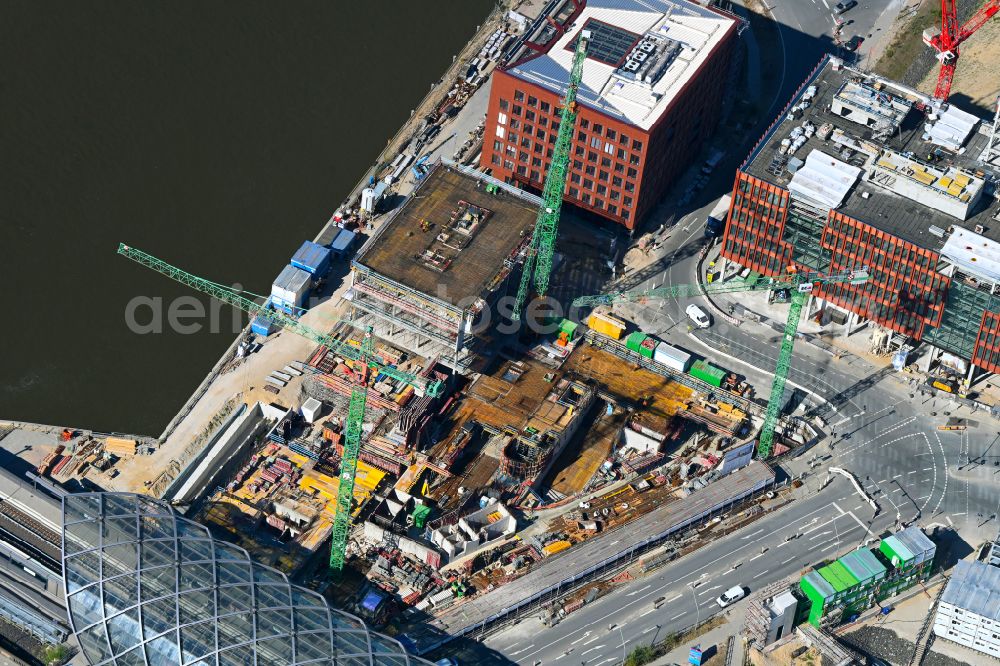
63, 492, 435, 665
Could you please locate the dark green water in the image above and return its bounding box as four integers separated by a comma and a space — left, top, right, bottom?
1, 1, 494, 434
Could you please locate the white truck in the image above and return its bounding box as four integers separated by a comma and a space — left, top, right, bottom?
705, 193, 732, 238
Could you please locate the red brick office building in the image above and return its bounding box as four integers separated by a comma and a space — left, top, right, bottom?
719, 56, 1000, 376
480, 0, 738, 229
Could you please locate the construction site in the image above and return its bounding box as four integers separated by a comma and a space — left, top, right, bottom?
19, 150, 787, 642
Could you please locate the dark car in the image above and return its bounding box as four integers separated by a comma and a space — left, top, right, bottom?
835, 0, 857, 13
845, 35, 865, 51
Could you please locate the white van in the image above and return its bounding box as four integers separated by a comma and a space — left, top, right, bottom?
686, 304, 711, 329
716, 585, 745, 608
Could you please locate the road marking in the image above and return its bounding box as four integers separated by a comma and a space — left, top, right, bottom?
584, 635, 600, 645
509, 645, 534, 655
642, 625, 657, 634
822, 0, 831, 9
666, 593, 682, 602
517, 499, 841, 659
754, 570, 769, 579
627, 584, 652, 597
741, 528, 765, 540
581, 645, 604, 655
571, 632, 591, 645
750, 553, 766, 562
923, 467, 933, 472
834, 502, 870, 531
639, 608, 655, 618
670, 611, 685, 620
783, 556, 796, 564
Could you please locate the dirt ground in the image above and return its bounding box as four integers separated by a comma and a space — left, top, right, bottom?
916, 15, 1000, 112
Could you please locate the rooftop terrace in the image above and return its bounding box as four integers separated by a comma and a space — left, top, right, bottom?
744, 59, 1000, 251
354, 163, 538, 308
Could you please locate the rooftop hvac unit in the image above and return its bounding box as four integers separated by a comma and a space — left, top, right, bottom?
634, 51, 648, 63
639, 40, 656, 53
623, 60, 641, 72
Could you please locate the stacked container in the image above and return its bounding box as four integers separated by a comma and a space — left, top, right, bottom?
330, 229, 358, 257
839, 548, 888, 614
878, 525, 936, 597
291, 241, 332, 277
271, 265, 312, 314
800, 571, 836, 626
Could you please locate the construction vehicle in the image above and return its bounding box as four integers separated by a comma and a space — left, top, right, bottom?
116, 243, 444, 574
923, 0, 1000, 100
512, 30, 590, 320
573, 266, 869, 459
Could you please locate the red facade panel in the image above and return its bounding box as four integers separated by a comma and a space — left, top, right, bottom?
720, 171, 793, 275
817, 211, 948, 339
719, 176, 950, 341
972, 310, 1000, 374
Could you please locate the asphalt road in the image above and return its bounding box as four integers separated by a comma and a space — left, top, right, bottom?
479, 476, 897, 666
438, 1, 980, 664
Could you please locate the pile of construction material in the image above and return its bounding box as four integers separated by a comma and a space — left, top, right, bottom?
104, 437, 137, 457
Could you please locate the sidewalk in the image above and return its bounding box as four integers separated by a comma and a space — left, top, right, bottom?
651, 615, 744, 666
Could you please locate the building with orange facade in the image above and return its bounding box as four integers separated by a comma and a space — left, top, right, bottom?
480, 0, 738, 229
718, 56, 1000, 379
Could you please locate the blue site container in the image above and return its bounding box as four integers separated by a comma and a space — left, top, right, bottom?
251, 298, 276, 337
290, 240, 332, 276
330, 229, 358, 257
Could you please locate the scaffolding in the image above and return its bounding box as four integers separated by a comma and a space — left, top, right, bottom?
743, 578, 797, 646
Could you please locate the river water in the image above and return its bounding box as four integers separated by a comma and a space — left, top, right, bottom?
1, 1, 494, 434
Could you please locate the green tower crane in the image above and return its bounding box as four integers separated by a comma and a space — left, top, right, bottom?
512, 29, 590, 320
573, 267, 869, 459
116, 243, 443, 573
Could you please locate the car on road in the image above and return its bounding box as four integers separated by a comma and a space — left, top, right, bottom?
716, 585, 746, 608
834, 0, 857, 13
686, 304, 711, 329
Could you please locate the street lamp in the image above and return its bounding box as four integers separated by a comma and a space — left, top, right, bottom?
689, 582, 700, 628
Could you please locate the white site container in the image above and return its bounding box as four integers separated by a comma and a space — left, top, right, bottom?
271, 265, 311, 313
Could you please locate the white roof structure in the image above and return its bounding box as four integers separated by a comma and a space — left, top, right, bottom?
788, 150, 862, 209
506, 0, 735, 130
926, 105, 979, 151
940, 560, 1000, 622
941, 226, 1000, 283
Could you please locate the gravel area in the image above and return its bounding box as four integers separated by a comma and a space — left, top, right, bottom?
840, 625, 967, 666
893, 0, 985, 89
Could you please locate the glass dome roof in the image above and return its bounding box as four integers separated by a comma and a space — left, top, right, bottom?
62, 492, 433, 666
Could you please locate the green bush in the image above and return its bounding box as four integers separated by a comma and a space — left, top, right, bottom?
42, 644, 69, 666
624, 645, 657, 666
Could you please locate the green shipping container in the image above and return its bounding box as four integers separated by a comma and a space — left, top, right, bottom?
625, 332, 648, 353
800, 571, 836, 626
559, 319, 579, 339
839, 549, 887, 588
818, 561, 859, 595
638, 337, 658, 359
689, 360, 726, 387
